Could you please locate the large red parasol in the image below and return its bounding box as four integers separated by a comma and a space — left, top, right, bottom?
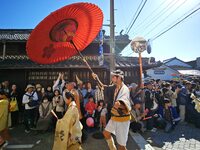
26, 2, 103, 65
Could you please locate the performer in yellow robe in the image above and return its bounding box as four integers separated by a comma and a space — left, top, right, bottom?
52, 92, 83, 150
0, 91, 9, 146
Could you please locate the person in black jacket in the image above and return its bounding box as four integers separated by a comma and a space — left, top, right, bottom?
9, 84, 20, 128
44, 85, 54, 102
144, 81, 155, 131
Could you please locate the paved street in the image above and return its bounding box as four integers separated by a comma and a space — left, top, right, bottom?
3, 122, 200, 150
3, 125, 139, 150
142, 123, 200, 150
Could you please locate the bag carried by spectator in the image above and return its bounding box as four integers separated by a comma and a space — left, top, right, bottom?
27, 99, 39, 107
9, 97, 19, 112
26, 92, 39, 107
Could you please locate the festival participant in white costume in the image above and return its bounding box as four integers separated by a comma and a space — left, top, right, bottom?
92, 69, 131, 150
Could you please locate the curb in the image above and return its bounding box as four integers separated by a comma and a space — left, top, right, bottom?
129, 131, 155, 150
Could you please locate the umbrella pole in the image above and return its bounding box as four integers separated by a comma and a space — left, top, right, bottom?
70, 40, 94, 74
70, 40, 104, 88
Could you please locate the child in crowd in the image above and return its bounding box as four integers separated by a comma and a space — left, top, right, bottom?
95, 100, 107, 131
99, 101, 107, 131
85, 95, 96, 117
85, 95, 96, 131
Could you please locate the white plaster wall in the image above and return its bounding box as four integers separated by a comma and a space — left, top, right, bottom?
146, 67, 179, 80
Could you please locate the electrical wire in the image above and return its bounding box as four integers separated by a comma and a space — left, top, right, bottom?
133, 0, 180, 36
132, 0, 172, 34
123, 2, 200, 56
122, 2, 200, 56
126, 0, 148, 34
151, 3, 200, 41
144, 0, 188, 37
126, 51, 134, 56
125, 0, 145, 33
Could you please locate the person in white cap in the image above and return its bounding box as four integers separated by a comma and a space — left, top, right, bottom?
92, 69, 131, 150
22, 84, 38, 133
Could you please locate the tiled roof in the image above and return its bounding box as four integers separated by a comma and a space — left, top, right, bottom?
0, 55, 105, 69
187, 60, 197, 68
115, 56, 155, 67
163, 57, 176, 64
0, 29, 130, 42
0, 55, 157, 69
0, 55, 29, 60
0, 29, 130, 54
0, 29, 32, 41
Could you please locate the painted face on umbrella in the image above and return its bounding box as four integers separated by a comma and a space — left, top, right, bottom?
50, 19, 78, 42
26, 3, 103, 64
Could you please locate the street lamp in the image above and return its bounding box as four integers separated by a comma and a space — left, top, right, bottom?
131, 37, 151, 88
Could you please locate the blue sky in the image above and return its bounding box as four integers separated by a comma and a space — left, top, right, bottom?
1, 0, 200, 62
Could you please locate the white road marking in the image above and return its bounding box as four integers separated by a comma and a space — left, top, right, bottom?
5, 144, 34, 149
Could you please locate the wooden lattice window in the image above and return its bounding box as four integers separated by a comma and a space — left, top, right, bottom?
28, 70, 69, 82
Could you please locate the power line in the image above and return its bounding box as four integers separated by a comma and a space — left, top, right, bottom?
119, 0, 128, 31
151, 3, 200, 41
125, 0, 145, 33
126, 0, 148, 34
123, 2, 200, 56
133, 0, 180, 36
122, 0, 169, 56
132, 0, 172, 34
144, 0, 188, 37
127, 51, 134, 56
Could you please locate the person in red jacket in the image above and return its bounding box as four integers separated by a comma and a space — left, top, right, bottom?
85, 95, 96, 117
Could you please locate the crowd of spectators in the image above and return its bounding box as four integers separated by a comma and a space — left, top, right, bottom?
129, 78, 200, 133
0, 73, 200, 147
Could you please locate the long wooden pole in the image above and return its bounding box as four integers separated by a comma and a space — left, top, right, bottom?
138, 52, 143, 88
110, 0, 115, 74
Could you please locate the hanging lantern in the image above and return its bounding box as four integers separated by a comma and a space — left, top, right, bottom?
131, 36, 147, 53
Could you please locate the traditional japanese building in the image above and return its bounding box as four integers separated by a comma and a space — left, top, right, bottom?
0, 29, 156, 90
146, 57, 200, 81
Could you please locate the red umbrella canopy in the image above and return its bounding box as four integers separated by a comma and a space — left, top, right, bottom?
26, 2, 103, 64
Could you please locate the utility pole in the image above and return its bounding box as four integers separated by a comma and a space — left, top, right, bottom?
110, 0, 115, 74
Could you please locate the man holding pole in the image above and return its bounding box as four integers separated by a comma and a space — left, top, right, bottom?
92, 69, 131, 150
